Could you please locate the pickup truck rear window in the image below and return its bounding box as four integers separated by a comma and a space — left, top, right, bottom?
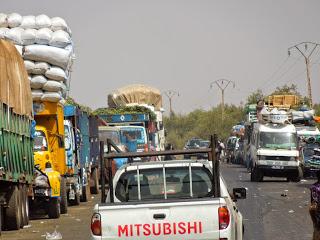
115, 166, 213, 202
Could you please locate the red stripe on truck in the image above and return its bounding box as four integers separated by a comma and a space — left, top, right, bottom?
118, 222, 203, 237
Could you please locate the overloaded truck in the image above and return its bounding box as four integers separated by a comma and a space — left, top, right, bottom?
107, 84, 166, 151
32, 101, 68, 216
0, 39, 34, 230
64, 105, 93, 202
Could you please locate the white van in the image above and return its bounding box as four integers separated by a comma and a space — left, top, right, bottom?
249, 121, 302, 182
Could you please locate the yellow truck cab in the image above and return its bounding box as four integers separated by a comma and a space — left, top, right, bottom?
31, 101, 68, 218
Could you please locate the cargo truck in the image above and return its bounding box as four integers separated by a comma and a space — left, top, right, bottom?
31, 101, 68, 216
64, 105, 97, 202
0, 39, 35, 231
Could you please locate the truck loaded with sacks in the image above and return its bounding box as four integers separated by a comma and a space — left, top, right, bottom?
0, 13, 77, 225
0, 39, 34, 231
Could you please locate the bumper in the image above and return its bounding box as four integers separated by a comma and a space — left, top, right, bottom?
256, 165, 299, 177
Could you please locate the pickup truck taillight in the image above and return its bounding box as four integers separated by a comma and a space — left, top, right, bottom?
91, 213, 102, 236
218, 206, 230, 230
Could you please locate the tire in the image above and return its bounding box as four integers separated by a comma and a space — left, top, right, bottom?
68, 185, 80, 206
60, 178, 68, 214
20, 185, 29, 227
4, 185, 21, 230
48, 198, 60, 219
80, 184, 90, 202
251, 167, 263, 182
90, 168, 100, 195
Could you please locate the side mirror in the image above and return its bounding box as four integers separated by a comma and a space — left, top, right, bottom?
232, 188, 246, 200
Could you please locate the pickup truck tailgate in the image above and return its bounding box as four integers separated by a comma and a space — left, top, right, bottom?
96, 199, 222, 240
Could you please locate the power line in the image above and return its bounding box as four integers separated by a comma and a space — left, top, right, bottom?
288, 41, 320, 107
210, 79, 235, 120
164, 90, 179, 117
256, 55, 290, 90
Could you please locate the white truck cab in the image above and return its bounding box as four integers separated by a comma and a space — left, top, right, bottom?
250, 119, 301, 182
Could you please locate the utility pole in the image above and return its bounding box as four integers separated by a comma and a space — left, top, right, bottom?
164, 90, 179, 117
210, 79, 235, 120
288, 42, 320, 107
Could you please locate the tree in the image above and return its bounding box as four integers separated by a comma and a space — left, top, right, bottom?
246, 89, 264, 104
271, 84, 300, 96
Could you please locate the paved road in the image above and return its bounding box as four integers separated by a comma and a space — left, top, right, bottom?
221, 163, 314, 240
0, 194, 99, 240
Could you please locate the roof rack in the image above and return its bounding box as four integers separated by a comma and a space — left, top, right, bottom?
100, 135, 221, 204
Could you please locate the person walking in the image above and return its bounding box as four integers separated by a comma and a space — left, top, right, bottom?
310, 171, 320, 240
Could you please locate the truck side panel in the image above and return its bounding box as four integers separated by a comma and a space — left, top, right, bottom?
77, 110, 90, 168
89, 116, 100, 167
0, 102, 33, 183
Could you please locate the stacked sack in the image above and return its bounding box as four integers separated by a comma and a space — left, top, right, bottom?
0, 13, 74, 103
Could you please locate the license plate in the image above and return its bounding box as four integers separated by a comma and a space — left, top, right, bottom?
271, 165, 284, 169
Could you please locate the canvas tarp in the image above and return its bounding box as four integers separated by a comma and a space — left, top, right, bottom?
108, 84, 162, 110
0, 39, 32, 117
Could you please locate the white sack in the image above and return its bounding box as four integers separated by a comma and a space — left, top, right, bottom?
32, 89, 43, 101
41, 92, 61, 102
7, 13, 22, 28
51, 17, 69, 32
45, 67, 67, 81
35, 14, 51, 29
5, 27, 23, 45
21, 29, 36, 45
23, 45, 72, 69
24, 60, 35, 73
49, 30, 71, 48
30, 75, 47, 89
0, 14, 8, 28
0, 28, 8, 39
35, 28, 52, 45
43, 80, 62, 92
32, 62, 50, 75
20, 15, 36, 29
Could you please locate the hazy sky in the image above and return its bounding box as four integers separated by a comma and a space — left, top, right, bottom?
2, 0, 320, 113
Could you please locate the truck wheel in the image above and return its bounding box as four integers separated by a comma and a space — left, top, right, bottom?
60, 178, 68, 214
4, 185, 21, 230
20, 185, 29, 227
68, 186, 80, 206
80, 185, 90, 202
251, 167, 263, 182
48, 198, 60, 219
90, 168, 100, 195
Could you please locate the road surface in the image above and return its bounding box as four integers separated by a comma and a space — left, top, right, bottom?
1, 163, 314, 240
221, 163, 314, 240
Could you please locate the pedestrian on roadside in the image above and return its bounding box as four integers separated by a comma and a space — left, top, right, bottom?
310, 170, 320, 240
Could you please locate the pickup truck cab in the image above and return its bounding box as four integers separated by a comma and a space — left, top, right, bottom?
91, 159, 245, 240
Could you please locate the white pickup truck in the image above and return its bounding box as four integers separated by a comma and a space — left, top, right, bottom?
91, 154, 246, 240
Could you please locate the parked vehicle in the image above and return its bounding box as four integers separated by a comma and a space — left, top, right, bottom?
225, 136, 238, 163
32, 101, 68, 217
91, 141, 246, 240
183, 138, 202, 159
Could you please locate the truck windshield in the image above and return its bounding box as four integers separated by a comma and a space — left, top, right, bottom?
259, 132, 297, 149
120, 127, 146, 145
34, 130, 48, 152
115, 166, 213, 202
99, 130, 121, 145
